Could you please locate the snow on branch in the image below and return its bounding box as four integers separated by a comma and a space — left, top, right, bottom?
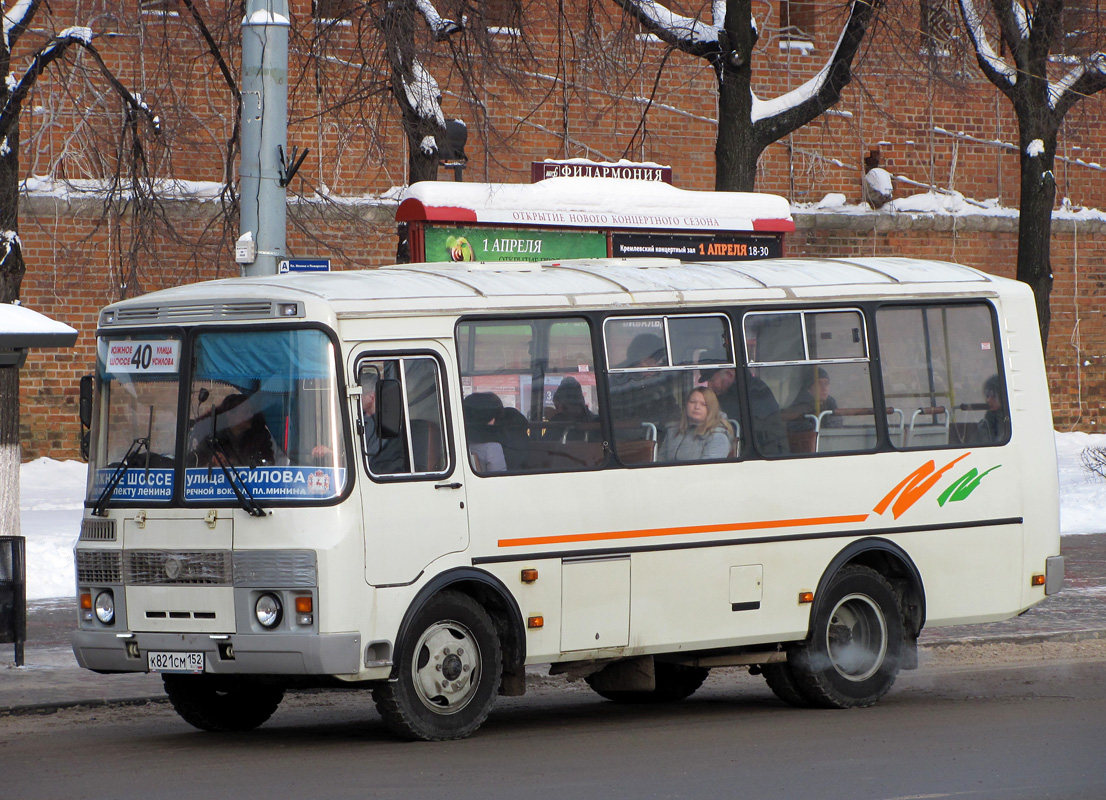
0, 29, 160, 139
401, 58, 446, 129
750, 0, 878, 133
1050, 52, 1106, 113
957, 0, 1017, 89
414, 0, 462, 40
0, 229, 21, 269
616, 0, 721, 56
2, 0, 37, 52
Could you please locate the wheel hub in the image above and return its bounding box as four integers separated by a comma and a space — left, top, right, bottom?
411, 620, 482, 715
442, 652, 463, 682
826, 593, 888, 682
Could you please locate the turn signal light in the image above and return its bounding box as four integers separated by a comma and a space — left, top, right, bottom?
295, 596, 313, 613
798, 591, 815, 604
521, 569, 538, 583
1031, 574, 1046, 587
527, 616, 544, 629
80, 592, 93, 610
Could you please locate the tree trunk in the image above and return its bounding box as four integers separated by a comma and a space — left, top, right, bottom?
0, 119, 23, 537
0, 368, 19, 538
714, 0, 760, 191
1015, 134, 1057, 352
0, 120, 24, 304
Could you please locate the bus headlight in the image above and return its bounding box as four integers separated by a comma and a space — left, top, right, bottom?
255, 593, 283, 629
94, 590, 115, 625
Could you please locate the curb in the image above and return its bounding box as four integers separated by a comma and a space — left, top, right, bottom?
0, 695, 169, 718
920, 628, 1106, 648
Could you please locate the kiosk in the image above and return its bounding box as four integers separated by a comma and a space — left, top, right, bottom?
396, 177, 794, 264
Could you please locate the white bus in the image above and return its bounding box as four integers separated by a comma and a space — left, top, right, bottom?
72, 256, 1063, 740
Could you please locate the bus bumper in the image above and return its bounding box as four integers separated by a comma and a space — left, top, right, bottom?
71, 630, 362, 676
1045, 555, 1065, 595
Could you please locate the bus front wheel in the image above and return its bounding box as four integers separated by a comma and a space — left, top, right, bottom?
788, 565, 904, 709
162, 675, 284, 732
373, 591, 503, 741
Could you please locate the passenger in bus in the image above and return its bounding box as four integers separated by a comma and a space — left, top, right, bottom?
543, 376, 598, 442
785, 367, 841, 433
698, 362, 787, 455
657, 387, 735, 461
748, 377, 789, 455
496, 404, 530, 470
358, 376, 409, 474
463, 392, 508, 472
697, 364, 739, 419
192, 392, 288, 468
976, 375, 1009, 443
609, 333, 677, 438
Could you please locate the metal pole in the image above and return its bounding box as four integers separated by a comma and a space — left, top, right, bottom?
239, 0, 289, 277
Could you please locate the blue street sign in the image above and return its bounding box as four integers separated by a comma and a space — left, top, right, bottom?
279, 259, 331, 273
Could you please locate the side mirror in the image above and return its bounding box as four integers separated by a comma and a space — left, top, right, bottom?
78, 375, 93, 461
377, 379, 404, 439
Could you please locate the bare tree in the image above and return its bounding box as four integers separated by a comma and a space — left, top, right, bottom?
613, 0, 880, 190
957, 0, 1106, 348
381, 0, 463, 182
0, 3, 158, 532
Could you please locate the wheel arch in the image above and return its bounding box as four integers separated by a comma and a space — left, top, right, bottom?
392, 568, 526, 687
810, 537, 927, 642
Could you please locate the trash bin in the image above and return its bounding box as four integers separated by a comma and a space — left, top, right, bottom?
0, 535, 26, 666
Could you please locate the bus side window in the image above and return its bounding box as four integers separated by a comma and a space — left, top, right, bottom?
356, 356, 449, 478
605, 314, 739, 465
744, 309, 877, 456
457, 317, 603, 474
876, 304, 1008, 448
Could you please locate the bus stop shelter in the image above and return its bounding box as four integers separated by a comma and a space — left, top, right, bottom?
1, 303, 77, 666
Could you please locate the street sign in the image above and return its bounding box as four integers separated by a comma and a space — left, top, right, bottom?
278, 259, 331, 273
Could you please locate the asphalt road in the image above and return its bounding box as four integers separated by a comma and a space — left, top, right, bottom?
2, 645, 1104, 800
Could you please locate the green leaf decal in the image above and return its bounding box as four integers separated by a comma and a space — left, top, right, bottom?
938, 465, 1001, 506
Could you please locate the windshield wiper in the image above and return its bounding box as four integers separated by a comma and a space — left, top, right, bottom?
92, 405, 157, 517
206, 435, 267, 518
91, 435, 150, 517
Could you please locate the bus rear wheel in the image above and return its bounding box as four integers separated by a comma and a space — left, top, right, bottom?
789, 565, 904, 709
586, 662, 710, 703
760, 661, 815, 707
373, 591, 503, 741
162, 674, 284, 732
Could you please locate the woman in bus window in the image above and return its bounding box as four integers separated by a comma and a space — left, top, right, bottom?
658, 387, 735, 462
463, 392, 508, 472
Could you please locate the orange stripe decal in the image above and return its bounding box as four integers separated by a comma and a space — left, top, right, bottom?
873, 452, 971, 520
497, 513, 871, 549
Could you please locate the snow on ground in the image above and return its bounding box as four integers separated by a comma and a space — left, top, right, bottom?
16, 432, 1106, 601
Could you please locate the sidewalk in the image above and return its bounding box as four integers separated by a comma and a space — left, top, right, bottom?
3, 533, 1104, 716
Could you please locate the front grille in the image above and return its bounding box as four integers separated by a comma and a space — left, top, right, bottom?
233, 550, 317, 588
80, 518, 117, 542
125, 550, 232, 586
79, 549, 317, 588
76, 550, 123, 584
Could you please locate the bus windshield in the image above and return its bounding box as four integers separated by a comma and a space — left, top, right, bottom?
86, 335, 183, 505
87, 328, 348, 506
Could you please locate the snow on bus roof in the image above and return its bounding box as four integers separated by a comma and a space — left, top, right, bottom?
395, 177, 795, 233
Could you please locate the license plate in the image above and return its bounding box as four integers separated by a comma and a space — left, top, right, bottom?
148, 651, 205, 673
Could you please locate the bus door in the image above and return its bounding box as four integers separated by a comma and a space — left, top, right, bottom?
353, 349, 468, 586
